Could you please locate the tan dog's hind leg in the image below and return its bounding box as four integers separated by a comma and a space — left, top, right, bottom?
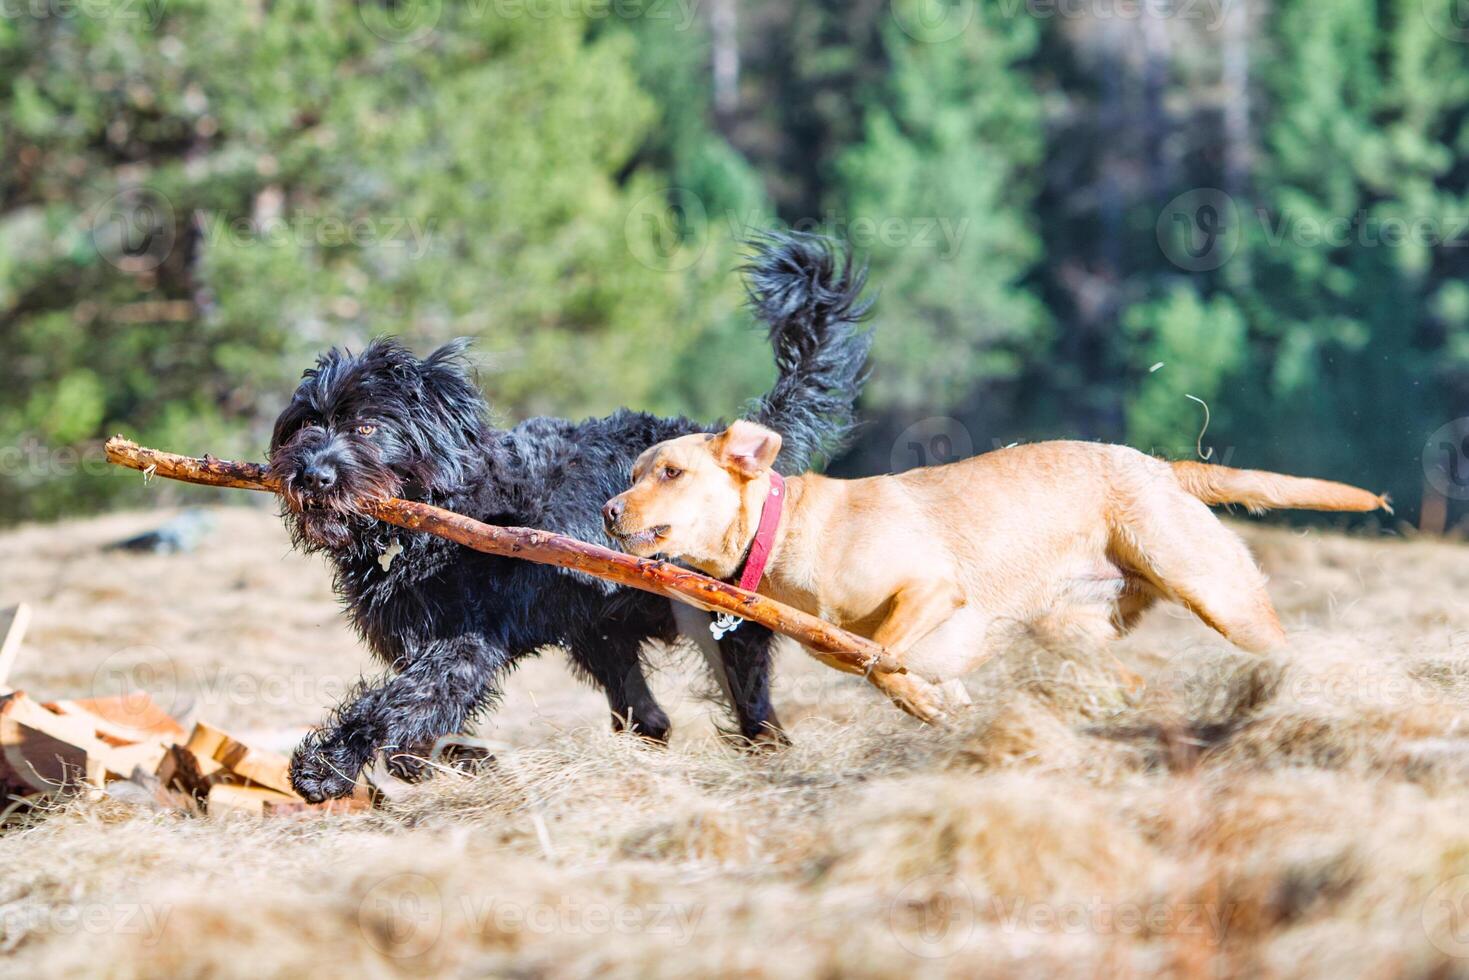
1112, 488, 1286, 653
1031, 606, 1145, 694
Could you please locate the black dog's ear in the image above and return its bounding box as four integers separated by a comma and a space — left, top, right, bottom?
405, 338, 487, 492
425, 337, 474, 369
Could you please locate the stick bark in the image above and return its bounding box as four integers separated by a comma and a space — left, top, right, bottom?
105, 437, 902, 675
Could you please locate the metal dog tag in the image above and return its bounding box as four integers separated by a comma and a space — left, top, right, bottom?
710, 612, 743, 641
378, 536, 404, 572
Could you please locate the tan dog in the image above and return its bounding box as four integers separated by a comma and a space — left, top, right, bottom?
602, 421, 1391, 722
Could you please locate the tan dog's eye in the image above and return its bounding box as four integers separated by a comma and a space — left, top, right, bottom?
357, 424, 377, 437
662, 466, 682, 481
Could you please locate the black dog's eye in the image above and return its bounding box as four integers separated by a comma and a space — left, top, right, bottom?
302, 418, 322, 429
357, 424, 377, 437
662, 466, 682, 480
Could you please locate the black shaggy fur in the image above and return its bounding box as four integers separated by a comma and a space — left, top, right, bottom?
269, 232, 872, 801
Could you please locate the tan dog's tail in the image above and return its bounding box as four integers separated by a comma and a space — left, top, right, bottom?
1170, 461, 1392, 514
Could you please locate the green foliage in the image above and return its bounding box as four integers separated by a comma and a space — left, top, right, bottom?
3, 0, 1466, 527
0, 2, 757, 521
1122, 286, 1245, 455
837, 7, 1047, 408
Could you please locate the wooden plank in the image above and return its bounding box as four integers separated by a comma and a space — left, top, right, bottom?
0, 691, 107, 792
0, 603, 32, 691
101, 740, 169, 781
184, 722, 229, 760
182, 721, 299, 798
214, 738, 296, 797
45, 694, 185, 746
155, 742, 225, 799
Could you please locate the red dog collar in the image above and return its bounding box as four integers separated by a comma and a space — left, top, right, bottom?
736, 472, 785, 592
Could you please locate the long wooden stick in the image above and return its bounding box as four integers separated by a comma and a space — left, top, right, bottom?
105, 437, 902, 675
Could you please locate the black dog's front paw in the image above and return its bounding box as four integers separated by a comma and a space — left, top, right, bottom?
385, 749, 431, 783
385, 738, 496, 783
290, 732, 363, 803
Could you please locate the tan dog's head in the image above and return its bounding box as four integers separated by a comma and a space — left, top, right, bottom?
603, 420, 782, 577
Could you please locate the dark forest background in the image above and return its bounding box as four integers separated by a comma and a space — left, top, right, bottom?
3, 0, 1467, 528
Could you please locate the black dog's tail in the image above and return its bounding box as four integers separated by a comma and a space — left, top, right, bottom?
743, 231, 874, 473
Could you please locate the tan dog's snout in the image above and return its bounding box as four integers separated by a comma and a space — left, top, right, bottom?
601, 495, 626, 533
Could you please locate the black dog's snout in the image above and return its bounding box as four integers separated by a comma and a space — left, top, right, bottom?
302, 461, 338, 492
602, 497, 624, 530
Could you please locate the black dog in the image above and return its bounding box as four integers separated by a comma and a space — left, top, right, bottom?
268, 233, 872, 801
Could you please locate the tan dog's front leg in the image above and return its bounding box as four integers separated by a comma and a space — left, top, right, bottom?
870, 671, 954, 724
870, 581, 965, 660
806, 648, 955, 724
867, 582, 966, 723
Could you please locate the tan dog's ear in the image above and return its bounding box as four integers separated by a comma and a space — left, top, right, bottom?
709, 420, 782, 479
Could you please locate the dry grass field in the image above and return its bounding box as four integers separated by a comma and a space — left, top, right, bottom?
2, 503, 1468, 978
